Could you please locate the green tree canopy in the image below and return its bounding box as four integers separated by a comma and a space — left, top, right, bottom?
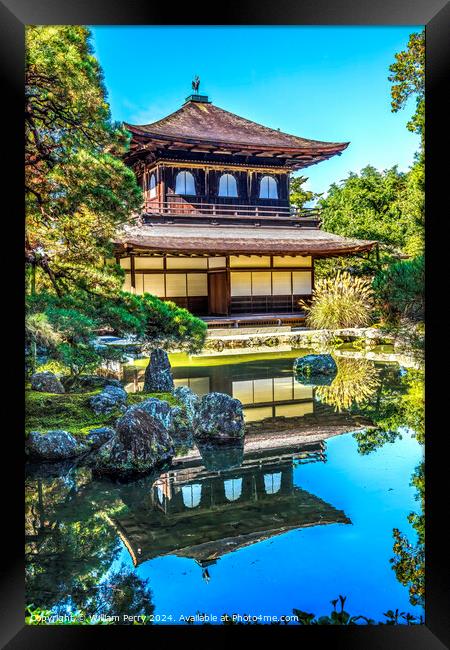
289, 175, 319, 210
319, 165, 412, 249
25, 26, 142, 297
388, 29, 425, 146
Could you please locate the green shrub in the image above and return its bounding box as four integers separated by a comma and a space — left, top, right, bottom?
301, 271, 374, 329
25, 389, 178, 436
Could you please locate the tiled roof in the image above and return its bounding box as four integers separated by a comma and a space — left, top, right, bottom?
125, 99, 348, 157
114, 222, 376, 257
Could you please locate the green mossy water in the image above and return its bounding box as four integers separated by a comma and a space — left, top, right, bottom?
25, 388, 178, 437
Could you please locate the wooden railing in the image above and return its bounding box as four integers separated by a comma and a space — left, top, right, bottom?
143, 198, 321, 225
230, 295, 309, 314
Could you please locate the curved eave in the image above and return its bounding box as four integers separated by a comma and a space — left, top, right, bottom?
113, 234, 376, 258
124, 123, 349, 163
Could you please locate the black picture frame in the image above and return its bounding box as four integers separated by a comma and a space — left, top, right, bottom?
2, 0, 448, 646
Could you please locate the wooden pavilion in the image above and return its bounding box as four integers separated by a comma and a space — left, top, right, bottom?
114, 90, 376, 323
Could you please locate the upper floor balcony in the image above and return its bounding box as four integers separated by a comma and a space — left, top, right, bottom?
142, 195, 321, 228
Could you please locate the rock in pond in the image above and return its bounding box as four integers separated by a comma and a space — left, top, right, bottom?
94, 405, 174, 478
193, 392, 245, 443
85, 426, 115, 450
143, 348, 174, 392
90, 384, 128, 415
26, 430, 88, 461
293, 354, 337, 385
31, 371, 65, 394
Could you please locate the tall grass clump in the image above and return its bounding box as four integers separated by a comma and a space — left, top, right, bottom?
301, 271, 374, 329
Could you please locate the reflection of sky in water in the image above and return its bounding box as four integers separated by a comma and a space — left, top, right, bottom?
181, 484, 202, 509
125, 430, 422, 623
224, 478, 242, 502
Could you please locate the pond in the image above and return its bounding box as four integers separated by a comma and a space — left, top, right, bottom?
25, 351, 424, 625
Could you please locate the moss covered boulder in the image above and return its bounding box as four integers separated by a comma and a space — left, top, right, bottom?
85, 427, 115, 450
130, 397, 174, 431
89, 385, 128, 415
25, 389, 123, 437
31, 371, 65, 394
94, 404, 174, 479
293, 354, 338, 386
170, 386, 199, 439
26, 430, 88, 460
193, 392, 244, 443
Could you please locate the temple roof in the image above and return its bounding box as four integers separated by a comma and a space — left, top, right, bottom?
113, 222, 376, 257
124, 97, 349, 169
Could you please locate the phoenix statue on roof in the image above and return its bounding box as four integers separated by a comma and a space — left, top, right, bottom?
192, 75, 200, 93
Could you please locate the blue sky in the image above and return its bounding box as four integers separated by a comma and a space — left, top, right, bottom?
90, 26, 422, 196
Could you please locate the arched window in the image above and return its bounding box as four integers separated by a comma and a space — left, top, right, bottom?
182, 483, 202, 508
148, 173, 157, 199
175, 171, 196, 195
218, 173, 238, 197
259, 175, 278, 199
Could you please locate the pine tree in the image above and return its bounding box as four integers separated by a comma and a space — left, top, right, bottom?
25, 26, 142, 297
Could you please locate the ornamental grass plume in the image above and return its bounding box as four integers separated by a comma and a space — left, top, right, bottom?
301, 271, 374, 330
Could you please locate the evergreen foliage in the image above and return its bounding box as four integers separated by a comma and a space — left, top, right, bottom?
26, 291, 207, 377
372, 255, 424, 323
25, 26, 142, 296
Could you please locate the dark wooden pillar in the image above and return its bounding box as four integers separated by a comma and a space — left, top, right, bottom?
226, 255, 231, 315
130, 253, 136, 290
160, 166, 166, 212
156, 165, 161, 209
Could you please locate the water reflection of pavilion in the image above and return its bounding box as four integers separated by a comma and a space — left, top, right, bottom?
112, 440, 351, 567
124, 359, 315, 423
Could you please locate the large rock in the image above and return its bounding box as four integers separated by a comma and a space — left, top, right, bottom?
63, 375, 122, 391
143, 348, 174, 392
26, 430, 87, 460
94, 405, 174, 478
170, 386, 200, 439
131, 398, 174, 431
31, 371, 65, 394
85, 426, 115, 450
90, 385, 128, 415
193, 392, 245, 442
173, 386, 199, 426
293, 354, 337, 385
